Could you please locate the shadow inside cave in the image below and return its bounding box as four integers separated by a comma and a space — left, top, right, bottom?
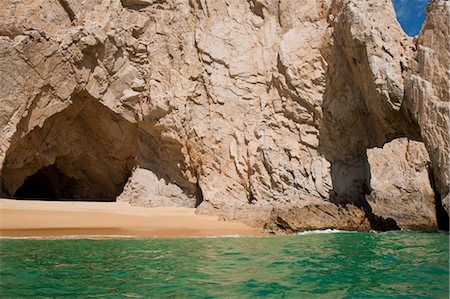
14, 165, 66, 200
11, 164, 116, 202
0, 91, 138, 202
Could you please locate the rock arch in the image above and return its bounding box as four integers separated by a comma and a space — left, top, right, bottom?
317, 0, 434, 230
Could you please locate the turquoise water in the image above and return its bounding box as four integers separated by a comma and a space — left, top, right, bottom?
0, 232, 448, 298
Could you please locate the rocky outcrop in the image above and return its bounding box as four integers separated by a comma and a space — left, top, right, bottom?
367, 138, 437, 230
404, 0, 450, 218
0, 0, 448, 231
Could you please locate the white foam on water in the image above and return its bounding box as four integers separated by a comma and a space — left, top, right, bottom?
296, 229, 354, 235
187, 234, 242, 239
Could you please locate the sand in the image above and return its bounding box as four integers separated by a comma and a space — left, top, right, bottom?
0, 199, 262, 238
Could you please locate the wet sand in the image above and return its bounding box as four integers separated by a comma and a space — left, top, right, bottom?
0, 199, 261, 238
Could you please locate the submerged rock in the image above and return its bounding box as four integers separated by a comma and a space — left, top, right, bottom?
0, 0, 448, 232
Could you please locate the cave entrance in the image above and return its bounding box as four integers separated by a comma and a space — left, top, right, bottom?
14, 165, 80, 201
1, 92, 138, 202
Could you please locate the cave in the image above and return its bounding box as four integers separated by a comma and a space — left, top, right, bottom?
14, 165, 77, 200
0, 92, 138, 201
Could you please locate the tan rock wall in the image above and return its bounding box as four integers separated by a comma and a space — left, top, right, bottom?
405, 0, 450, 215
367, 138, 437, 230
0, 0, 448, 231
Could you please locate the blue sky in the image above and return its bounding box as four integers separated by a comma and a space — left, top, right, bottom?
392, 0, 430, 36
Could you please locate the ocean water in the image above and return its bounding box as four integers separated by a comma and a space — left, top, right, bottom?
0, 232, 448, 298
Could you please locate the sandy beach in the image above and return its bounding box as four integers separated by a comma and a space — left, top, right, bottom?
0, 199, 261, 238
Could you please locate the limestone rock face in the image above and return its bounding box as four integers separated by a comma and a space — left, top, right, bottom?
405, 0, 450, 216
367, 138, 437, 230
117, 167, 198, 207
0, 0, 448, 231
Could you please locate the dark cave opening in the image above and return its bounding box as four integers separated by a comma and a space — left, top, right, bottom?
15, 169, 57, 200
195, 181, 204, 208
13, 165, 82, 201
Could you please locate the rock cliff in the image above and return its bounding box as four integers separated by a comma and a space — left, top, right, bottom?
0, 0, 448, 232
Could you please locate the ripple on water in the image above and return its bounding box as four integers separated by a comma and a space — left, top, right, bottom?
0, 231, 448, 298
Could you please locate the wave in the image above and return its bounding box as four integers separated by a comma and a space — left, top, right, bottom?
296, 229, 355, 235
203, 234, 241, 238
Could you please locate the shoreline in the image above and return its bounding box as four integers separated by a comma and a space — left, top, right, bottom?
0, 199, 262, 238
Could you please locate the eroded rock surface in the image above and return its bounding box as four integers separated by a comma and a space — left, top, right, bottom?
367, 138, 437, 230
0, 0, 448, 231
404, 0, 450, 217
2, 92, 137, 199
